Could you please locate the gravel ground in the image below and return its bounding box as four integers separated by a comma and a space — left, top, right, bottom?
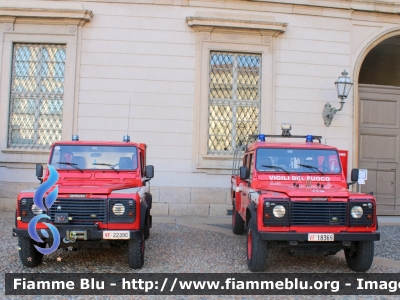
1, 216, 399, 299
375, 226, 400, 261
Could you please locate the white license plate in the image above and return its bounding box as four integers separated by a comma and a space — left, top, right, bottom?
103, 231, 130, 240
308, 233, 334, 242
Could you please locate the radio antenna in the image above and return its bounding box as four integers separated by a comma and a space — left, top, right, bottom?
127, 99, 131, 136
123, 99, 131, 142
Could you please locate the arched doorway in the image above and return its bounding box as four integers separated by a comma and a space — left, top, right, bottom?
358, 35, 400, 215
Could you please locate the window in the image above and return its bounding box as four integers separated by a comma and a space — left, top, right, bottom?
8, 43, 66, 149
208, 52, 261, 155
187, 16, 285, 172
49, 145, 138, 170
255, 148, 342, 174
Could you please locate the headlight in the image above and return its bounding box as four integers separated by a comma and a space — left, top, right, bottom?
351, 206, 363, 218
112, 203, 125, 216
31, 204, 43, 215
273, 205, 286, 218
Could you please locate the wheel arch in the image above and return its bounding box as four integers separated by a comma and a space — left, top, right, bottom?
246, 202, 257, 229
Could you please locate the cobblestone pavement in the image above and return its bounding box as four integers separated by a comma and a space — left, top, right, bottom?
0, 213, 399, 299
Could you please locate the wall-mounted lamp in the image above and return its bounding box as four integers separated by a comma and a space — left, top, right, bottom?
322, 70, 353, 127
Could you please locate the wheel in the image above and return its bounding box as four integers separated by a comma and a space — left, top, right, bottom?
344, 241, 374, 272
247, 218, 267, 272
128, 231, 144, 269
232, 201, 244, 234
18, 236, 44, 268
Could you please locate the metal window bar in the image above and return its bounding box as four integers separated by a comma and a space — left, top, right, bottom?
208, 52, 261, 155
8, 43, 66, 149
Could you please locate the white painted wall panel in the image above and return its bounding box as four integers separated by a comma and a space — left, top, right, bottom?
81, 53, 195, 69
282, 26, 351, 43
276, 75, 347, 89
276, 38, 350, 55
276, 62, 348, 78
146, 146, 192, 160
88, 15, 188, 31
79, 91, 194, 108
81, 40, 195, 56
276, 50, 351, 66
82, 27, 195, 44
80, 65, 195, 82
79, 78, 194, 94
79, 104, 193, 121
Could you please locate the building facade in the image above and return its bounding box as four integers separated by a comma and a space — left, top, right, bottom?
1, 0, 400, 215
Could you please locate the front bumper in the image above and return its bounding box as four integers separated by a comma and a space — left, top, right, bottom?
258, 232, 380, 241
13, 225, 141, 240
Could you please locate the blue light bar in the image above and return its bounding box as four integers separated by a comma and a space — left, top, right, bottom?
258, 134, 266, 142
306, 135, 313, 142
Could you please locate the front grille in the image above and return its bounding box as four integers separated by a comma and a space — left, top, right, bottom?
291, 202, 347, 226
48, 198, 107, 225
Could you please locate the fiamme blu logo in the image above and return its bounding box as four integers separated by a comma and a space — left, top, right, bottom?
28, 165, 60, 254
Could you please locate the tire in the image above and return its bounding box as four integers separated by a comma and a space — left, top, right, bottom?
232, 201, 244, 234
345, 241, 374, 272
128, 231, 144, 269
247, 218, 267, 272
18, 236, 44, 268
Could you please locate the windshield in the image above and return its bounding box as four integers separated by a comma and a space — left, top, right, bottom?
50, 145, 138, 171
256, 148, 342, 174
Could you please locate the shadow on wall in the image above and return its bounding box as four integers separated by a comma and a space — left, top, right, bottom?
359, 36, 400, 87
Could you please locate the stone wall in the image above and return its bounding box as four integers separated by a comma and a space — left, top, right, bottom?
0, 182, 232, 216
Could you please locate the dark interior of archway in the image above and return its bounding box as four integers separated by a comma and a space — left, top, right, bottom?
359, 36, 400, 87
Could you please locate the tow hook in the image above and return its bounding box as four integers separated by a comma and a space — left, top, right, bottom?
63, 230, 87, 243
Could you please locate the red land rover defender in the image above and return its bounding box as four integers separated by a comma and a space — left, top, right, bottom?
13, 135, 154, 269
231, 124, 380, 272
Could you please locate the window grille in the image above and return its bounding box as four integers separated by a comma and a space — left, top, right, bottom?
208, 52, 261, 155
8, 43, 66, 149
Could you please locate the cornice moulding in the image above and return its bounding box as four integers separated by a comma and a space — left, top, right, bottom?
186, 16, 288, 35
0, 6, 93, 25
252, 0, 400, 14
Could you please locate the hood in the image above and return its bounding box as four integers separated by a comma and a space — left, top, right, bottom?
57, 182, 138, 195
255, 182, 350, 198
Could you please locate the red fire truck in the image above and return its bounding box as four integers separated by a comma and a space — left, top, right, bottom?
13, 135, 154, 269
231, 124, 380, 272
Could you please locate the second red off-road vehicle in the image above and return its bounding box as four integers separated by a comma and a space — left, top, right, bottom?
231, 124, 380, 272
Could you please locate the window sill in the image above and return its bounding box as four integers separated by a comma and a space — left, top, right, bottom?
2, 148, 50, 155
195, 154, 235, 175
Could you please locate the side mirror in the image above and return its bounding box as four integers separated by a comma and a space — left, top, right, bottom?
239, 166, 249, 180
347, 168, 359, 188
36, 164, 43, 183
145, 165, 154, 179
351, 169, 359, 182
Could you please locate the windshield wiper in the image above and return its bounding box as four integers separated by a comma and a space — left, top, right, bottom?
92, 162, 119, 173
298, 164, 324, 175
57, 162, 83, 172
262, 165, 290, 175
